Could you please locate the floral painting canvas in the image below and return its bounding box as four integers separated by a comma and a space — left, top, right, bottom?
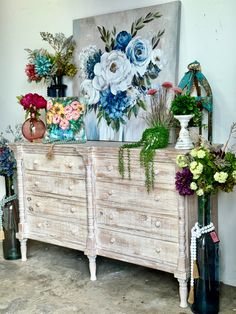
73, 1, 181, 141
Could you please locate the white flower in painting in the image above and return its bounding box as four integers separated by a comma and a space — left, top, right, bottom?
78, 45, 99, 79
92, 50, 133, 95
127, 86, 142, 107
126, 37, 152, 76
151, 48, 166, 70
80, 79, 100, 105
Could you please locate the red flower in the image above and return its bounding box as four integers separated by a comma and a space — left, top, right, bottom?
19, 93, 47, 111
25, 64, 40, 82
147, 89, 158, 95
172, 87, 182, 95
162, 82, 173, 89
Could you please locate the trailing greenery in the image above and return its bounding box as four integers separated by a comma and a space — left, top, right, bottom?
170, 94, 202, 126
118, 125, 169, 193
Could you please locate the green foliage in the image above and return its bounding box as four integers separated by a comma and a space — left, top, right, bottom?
170, 94, 202, 126
118, 125, 169, 193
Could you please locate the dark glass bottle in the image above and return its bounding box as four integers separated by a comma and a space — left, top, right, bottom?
191, 193, 220, 314
2, 175, 21, 260
47, 75, 67, 97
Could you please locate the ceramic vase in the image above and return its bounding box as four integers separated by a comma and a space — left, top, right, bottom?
174, 114, 194, 149
47, 75, 67, 97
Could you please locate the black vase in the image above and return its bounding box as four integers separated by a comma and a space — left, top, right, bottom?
47, 75, 67, 97
191, 193, 220, 314
2, 176, 21, 260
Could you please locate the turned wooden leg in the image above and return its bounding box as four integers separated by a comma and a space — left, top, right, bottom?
88, 255, 97, 281
20, 238, 27, 261
178, 278, 188, 308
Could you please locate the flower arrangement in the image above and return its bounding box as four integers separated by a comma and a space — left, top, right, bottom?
175, 123, 236, 196
17, 93, 47, 119
44, 97, 86, 142
79, 12, 165, 130
145, 82, 181, 128
25, 32, 77, 86
170, 94, 202, 126
0, 134, 16, 177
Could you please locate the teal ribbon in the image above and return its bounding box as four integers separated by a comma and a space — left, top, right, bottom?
0, 194, 17, 230
178, 60, 213, 113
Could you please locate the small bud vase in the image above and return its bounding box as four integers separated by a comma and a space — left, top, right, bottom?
174, 114, 194, 149
22, 114, 46, 142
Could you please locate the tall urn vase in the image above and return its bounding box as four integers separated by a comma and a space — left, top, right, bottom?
1, 175, 21, 260
174, 114, 194, 149
191, 193, 220, 314
47, 75, 67, 97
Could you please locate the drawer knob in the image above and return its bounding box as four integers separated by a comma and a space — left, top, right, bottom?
33, 160, 38, 165
37, 223, 42, 228
29, 206, 34, 212
109, 214, 113, 220
27, 197, 31, 201
71, 229, 77, 235
65, 162, 73, 169
154, 169, 159, 175
156, 248, 161, 254
155, 221, 161, 228
34, 181, 39, 187
107, 165, 113, 172
35, 202, 40, 208
68, 186, 73, 191
154, 195, 160, 202
110, 237, 116, 244
70, 207, 76, 213
108, 190, 113, 196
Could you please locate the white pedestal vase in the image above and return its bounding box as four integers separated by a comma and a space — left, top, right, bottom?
174, 114, 194, 149
98, 118, 123, 141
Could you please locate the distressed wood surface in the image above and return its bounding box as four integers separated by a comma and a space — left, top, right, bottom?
9, 141, 215, 308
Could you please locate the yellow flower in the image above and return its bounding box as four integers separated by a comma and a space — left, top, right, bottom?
196, 188, 204, 196
190, 149, 198, 157
214, 171, 228, 183
78, 103, 85, 112
52, 103, 64, 116
197, 149, 206, 159
176, 155, 188, 168
190, 182, 198, 190
46, 112, 53, 124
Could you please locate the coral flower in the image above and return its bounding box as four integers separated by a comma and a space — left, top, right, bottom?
71, 101, 80, 110
64, 105, 73, 115
162, 82, 173, 88
71, 111, 80, 121
52, 114, 61, 124
147, 89, 158, 95
172, 87, 182, 95
59, 118, 70, 130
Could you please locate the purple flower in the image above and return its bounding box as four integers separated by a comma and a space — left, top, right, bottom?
175, 167, 194, 196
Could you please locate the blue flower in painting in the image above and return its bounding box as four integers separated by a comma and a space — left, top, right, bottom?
34, 54, 52, 76
126, 37, 152, 76
99, 88, 131, 119
86, 50, 102, 79
114, 31, 132, 52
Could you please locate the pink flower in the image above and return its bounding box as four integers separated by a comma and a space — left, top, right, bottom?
147, 89, 158, 95
172, 87, 183, 95
47, 100, 53, 110
25, 64, 40, 82
65, 112, 73, 120
53, 114, 61, 124
71, 111, 80, 121
71, 101, 80, 110
162, 82, 173, 88
59, 118, 70, 130
64, 105, 73, 115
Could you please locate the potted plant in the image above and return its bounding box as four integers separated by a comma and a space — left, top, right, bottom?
170, 94, 202, 149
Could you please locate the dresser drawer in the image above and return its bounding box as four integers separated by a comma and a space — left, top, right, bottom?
23, 153, 85, 176
27, 215, 87, 245
96, 181, 178, 213
26, 195, 87, 222
97, 228, 178, 265
25, 174, 86, 198
95, 156, 176, 185
96, 206, 178, 241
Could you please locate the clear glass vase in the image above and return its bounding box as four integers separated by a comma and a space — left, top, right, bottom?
22, 114, 46, 142
191, 193, 220, 314
2, 176, 21, 260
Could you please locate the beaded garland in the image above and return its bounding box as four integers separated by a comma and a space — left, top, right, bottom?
188, 221, 215, 304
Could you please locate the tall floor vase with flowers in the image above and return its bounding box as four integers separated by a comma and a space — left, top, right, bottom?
17, 93, 47, 142
175, 123, 236, 314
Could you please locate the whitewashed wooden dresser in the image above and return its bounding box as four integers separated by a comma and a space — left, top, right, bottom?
10, 142, 199, 308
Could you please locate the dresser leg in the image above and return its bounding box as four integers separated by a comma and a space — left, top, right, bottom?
178, 278, 188, 308
88, 255, 97, 281
20, 238, 28, 261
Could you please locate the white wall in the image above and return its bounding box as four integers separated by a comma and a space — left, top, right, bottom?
0, 0, 235, 286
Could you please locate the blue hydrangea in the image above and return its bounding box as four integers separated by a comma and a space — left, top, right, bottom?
99, 89, 131, 120
114, 31, 132, 51
86, 51, 102, 79
0, 146, 16, 177
34, 54, 52, 76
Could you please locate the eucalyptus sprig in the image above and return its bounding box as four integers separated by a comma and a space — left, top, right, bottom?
131, 12, 162, 37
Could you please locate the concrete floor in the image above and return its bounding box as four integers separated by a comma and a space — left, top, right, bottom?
0, 240, 235, 314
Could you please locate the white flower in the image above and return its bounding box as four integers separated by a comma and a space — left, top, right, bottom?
214, 171, 228, 183
190, 161, 198, 170
78, 45, 100, 80
193, 174, 200, 180
126, 37, 152, 76
196, 188, 204, 196
176, 155, 188, 168
80, 79, 100, 105
190, 149, 198, 157
197, 149, 206, 159
232, 170, 236, 180
190, 182, 198, 190
196, 163, 203, 174
151, 48, 166, 70
92, 50, 133, 95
